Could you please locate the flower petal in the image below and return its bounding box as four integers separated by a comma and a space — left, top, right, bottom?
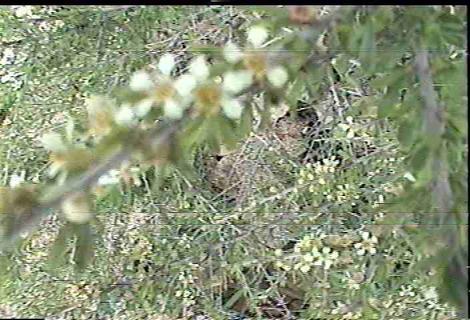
221, 98, 244, 120
158, 53, 176, 76
163, 99, 183, 119
247, 25, 269, 48
267, 66, 289, 88
130, 70, 154, 91
134, 98, 154, 117
223, 42, 244, 63
174, 74, 197, 97
222, 70, 253, 94
41, 132, 66, 153
115, 105, 136, 126
189, 56, 210, 81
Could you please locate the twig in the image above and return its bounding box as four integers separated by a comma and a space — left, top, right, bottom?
414, 49, 453, 215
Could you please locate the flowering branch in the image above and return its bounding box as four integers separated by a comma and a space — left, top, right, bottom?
0, 5, 370, 250
0, 122, 181, 249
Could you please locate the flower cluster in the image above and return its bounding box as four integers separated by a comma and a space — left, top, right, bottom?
124, 26, 290, 123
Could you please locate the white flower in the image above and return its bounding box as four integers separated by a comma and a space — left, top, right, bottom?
9, 172, 25, 188
129, 70, 154, 91
222, 70, 253, 94
189, 56, 210, 81
303, 253, 315, 263
134, 98, 154, 117
115, 105, 136, 126
41, 132, 66, 153
221, 98, 244, 119
354, 232, 378, 256
97, 169, 121, 186
312, 247, 339, 270
423, 287, 438, 300
174, 74, 197, 97
158, 53, 176, 76
267, 66, 289, 88
223, 42, 244, 63
0, 72, 19, 84
13, 6, 34, 18
1, 48, 15, 65
299, 264, 311, 273
163, 99, 183, 119
247, 26, 269, 48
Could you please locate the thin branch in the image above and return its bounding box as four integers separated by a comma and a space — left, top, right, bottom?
414, 49, 453, 215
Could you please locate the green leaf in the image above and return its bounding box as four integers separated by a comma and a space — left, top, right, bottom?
238, 105, 253, 139
285, 78, 305, 112
370, 71, 405, 90
359, 21, 376, 72
377, 99, 401, 119
216, 115, 239, 150
438, 249, 469, 318
409, 143, 430, 173
180, 117, 208, 152
397, 118, 418, 149
72, 223, 95, 271
47, 223, 73, 269
224, 288, 246, 309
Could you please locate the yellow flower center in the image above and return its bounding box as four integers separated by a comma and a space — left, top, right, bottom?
243, 53, 267, 79
87, 109, 114, 136
195, 84, 221, 116
154, 82, 175, 102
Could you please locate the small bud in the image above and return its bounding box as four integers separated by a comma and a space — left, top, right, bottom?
134, 98, 154, 117
403, 172, 416, 182
9, 172, 25, 188
97, 169, 121, 186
